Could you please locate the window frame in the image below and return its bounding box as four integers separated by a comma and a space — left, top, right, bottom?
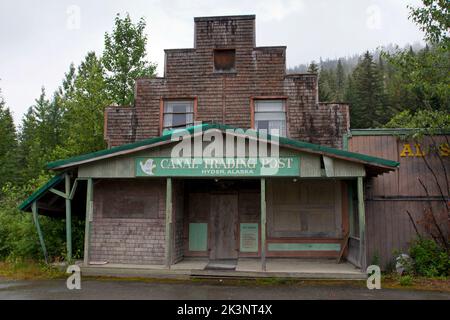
159, 97, 198, 135
250, 97, 289, 138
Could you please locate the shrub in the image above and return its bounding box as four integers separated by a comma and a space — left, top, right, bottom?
409, 237, 450, 277
399, 275, 413, 286
0, 178, 85, 262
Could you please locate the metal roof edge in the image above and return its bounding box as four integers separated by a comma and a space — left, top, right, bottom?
18, 175, 64, 212
350, 128, 450, 136
46, 123, 399, 171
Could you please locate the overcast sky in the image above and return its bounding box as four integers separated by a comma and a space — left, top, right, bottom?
0, 0, 425, 125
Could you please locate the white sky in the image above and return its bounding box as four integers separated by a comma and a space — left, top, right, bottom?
0, 0, 425, 125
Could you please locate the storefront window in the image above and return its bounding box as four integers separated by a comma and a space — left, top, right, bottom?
254, 100, 286, 137
163, 100, 194, 132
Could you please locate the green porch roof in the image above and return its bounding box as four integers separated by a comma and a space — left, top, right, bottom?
46, 123, 399, 170
18, 174, 64, 211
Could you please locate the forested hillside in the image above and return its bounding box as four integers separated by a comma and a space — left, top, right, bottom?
288, 41, 449, 128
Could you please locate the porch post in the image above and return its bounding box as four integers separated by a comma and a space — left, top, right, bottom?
65, 173, 72, 262
261, 178, 267, 271
357, 176, 366, 269
165, 178, 173, 268
31, 201, 48, 264
83, 178, 93, 266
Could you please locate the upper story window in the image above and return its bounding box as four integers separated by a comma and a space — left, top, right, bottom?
214, 49, 236, 72
163, 100, 194, 132
254, 100, 287, 137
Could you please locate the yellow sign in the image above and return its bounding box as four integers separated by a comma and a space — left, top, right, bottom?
400, 143, 450, 157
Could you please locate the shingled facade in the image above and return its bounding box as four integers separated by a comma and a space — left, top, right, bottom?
105, 15, 350, 149
21, 15, 410, 276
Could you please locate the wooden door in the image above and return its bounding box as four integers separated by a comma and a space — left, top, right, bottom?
210, 194, 238, 260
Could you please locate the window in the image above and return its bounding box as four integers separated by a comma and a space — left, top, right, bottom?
163, 100, 194, 132
214, 49, 236, 72
254, 100, 287, 137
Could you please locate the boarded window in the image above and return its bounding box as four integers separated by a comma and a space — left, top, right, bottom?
97, 180, 162, 219
269, 180, 339, 237
103, 195, 159, 219
254, 100, 287, 137
214, 49, 236, 72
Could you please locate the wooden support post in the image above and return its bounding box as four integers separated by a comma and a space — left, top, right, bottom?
261, 178, 267, 271
357, 177, 366, 269
83, 178, 93, 266
165, 178, 173, 268
31, 201, 48, 264
65, 173, 72, 262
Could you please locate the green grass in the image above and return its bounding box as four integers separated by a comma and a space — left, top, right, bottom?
0, 259, 66, 280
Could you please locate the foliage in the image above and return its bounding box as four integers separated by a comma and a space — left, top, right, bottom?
0, 178, 85, 261
349, 51, 389, 128
0, 89, 18, 196
409, 238, 450, 277
399, 274, 414, 286
103, 13, 156, 106
307, 61, 319, 74
382, 45, 450, 113
289, 2, 449, 129
408, 0, 450, 47
54, 52, 111, 159
385, 109, 450, 135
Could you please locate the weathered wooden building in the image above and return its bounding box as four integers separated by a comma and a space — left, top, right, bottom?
19, 15, 448, 274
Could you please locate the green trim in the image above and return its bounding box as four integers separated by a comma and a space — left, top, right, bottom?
357, 176, 366, 268
46, 124, 211, 169
268, 243, 341, 251
32, 202, 48, 263
188, 223, 208, 251
46, 124, 399, 171
165, 178, 173, 267
18, 175, 64, 211
65, 174, 72, 262
350, 128, 450, 136
261, 178, 267, 271
49, 188, 68, 199
343, 133, 349, 151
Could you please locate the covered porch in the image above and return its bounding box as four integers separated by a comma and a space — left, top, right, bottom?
18, 124, 399, 278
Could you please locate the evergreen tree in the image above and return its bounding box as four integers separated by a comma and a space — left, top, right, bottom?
17, 107, 42, 183
17, 88, 65, 182
103, 13, 157, 106
350, 51, 388, 128
335, 59, 345, 101
57, 52, 111, 158
0, 89, 18, 194
307, 61, 319, 74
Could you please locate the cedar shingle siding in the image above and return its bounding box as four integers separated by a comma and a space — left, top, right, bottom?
104, 15, 349, 149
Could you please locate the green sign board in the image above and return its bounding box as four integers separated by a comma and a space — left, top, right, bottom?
135, 157, 300, 177
240, 223, 259, 253
188, 223, 208, 251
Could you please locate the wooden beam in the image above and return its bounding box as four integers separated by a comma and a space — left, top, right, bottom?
32, 201, 48, 264
49, 188, 68, 199
357, 177, 366, 269
69, 179, 79, 200
165, 178, 173, 268
65, 173, 72, 262
83, 178, 93, 266
261, 178, 267, 271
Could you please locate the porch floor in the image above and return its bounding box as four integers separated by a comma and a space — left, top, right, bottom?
82, 258, 365, 280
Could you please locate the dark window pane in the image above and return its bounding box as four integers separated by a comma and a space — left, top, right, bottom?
214, 49, 236, 72
172, 114, 187, 127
